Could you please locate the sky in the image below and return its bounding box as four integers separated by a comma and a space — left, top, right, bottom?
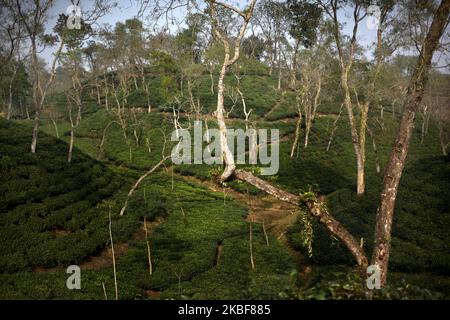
40, 0, 448, 71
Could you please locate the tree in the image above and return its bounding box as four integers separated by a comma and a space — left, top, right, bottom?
14, 0, 65, 153
286, 0, 322, 87
0, 0, 21, 66
254, 0, 288, 87
55, 13, 93, 163
207, 0, 257, 182
317, 0, 399, 195
131, 0, 449, 289
372, 0, 450, 286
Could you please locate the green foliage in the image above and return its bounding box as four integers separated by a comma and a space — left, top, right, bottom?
0, 119, 141, 272
297, 209, 314, 258
299, 266, 445, 300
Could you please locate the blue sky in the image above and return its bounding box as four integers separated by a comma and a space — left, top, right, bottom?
40, 0, 447, 70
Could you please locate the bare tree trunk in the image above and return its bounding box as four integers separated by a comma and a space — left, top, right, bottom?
131, 107, 140, 145
141, 75, 152, 113
51, 119, 59, 139
420, 103, 429, 144
68, 102, 75, 163
235, 75, 251, 130
249, 220, 255, 270
327, 103, 344, 151
119, 156, 170, 216
143, 217, 153, 275
95, 77, 101, 105
209, 65, 214, 95
205, 1, 374, 271
30, 38, 65, 153
24, 99, 30, 120
102, 282, 108, 300
304, 76, 321, 149
217, 64, 236, 180
30, 108, 41, 154
290, 40, 299, 88
97, 121, 120, 160
438, 120, 449, 156
104, 71, 109, 111
367, 126, 381, 174
372, 0, 450, 287
208, 0, 257, 182
7, 65, 17, 120
357, 101, 369, 194
235, 169, 369, 268
262, 219, 269, 246
342, 72, 365, 194
108, 205, 118, 300
277, 46, 282, 91
290, 98, 302, 158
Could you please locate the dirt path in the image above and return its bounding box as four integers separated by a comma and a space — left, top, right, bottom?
33, 218, 164, 273
177, 173, 311, 278
80, 217, 164, 270
178, 174, 299, 244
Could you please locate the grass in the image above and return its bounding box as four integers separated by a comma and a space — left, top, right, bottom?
1, 68, 449, 299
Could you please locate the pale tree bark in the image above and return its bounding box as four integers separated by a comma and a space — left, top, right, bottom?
290, 39, 300, 88
141, 74, 152, 113
437, 119, 449, 156
95, 76, 101, 105
327, 103, 343, 152
249, 219, 255, 270
234, 170, 369, 268
15, 0, 65, 153
143, 217, 153, 275
103, 70, 109, 111
237, 87, 252, 130
51, 119, 59, 139
7, 64, 18, 120
110, 73, 129, 142
277, 42, 282, 90
234, 73, 252, 130
187, 77, 202, 120
321, 0, 366, 194
30, 37, 64, 154
320, 0, 391, 195
108, 203, 118, 300
290, 94, 303, 158
208, 63, 215, 95
367, 125, 381, 174
208, 0, 370, 271
208, 0, 258, 182
353, 87, 369, 193
371, 0, 450, 287
119, 156, 170, 216
97, 121, 121, 160
67, 64, 84, 163
67, 99, 75, 163
419, 103, 432, 144
303, 72, 322, 149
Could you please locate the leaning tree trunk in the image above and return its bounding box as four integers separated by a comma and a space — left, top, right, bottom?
68, 101, 75, 163
207, 0, 370, 270
371, 0, 450, 287
290, 99, 302, 158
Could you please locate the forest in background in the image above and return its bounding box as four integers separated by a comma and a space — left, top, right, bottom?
0, 0, 449, 299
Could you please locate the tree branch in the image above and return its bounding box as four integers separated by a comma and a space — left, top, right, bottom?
234, 169, 369, 269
